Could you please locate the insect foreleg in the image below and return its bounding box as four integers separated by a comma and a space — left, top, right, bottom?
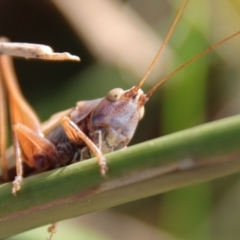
92, 130, 103, 152
60, 116, 108, 176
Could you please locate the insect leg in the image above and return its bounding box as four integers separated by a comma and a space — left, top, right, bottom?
61, 116, 108, 176
92, 130, 103, 152
11, 132, 23, 195
47, 222, 57, 240
0, 62, 8, 181
12, 123, 57, 194
0, 53, 57, 193
80, 146, 89, 161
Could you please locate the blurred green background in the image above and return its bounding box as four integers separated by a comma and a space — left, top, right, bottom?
1, 0, 240, 239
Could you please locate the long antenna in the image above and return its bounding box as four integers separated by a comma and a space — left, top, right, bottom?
146, 31, 240, 98
134, 0, 189, 92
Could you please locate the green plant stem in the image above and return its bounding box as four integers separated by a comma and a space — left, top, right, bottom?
1, 114, 240, 238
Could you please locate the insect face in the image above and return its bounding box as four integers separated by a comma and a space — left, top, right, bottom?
88, 86, 146, 154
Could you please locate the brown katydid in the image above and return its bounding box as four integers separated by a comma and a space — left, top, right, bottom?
0, 0, 188, 196
0, 0, 240, 238
0, 0, 240, 194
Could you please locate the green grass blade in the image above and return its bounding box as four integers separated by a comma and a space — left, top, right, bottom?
1, 114, 240, 238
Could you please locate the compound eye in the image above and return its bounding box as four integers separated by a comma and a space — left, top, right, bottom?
106, 88, 124, 101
